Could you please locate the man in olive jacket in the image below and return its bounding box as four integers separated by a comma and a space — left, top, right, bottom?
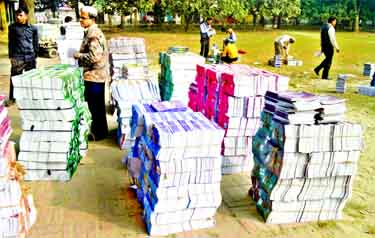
74, 6, 109, 141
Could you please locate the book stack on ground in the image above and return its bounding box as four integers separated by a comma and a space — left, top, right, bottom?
0, 96, 37, 237
358, 85, 375, 96
363, 63, 375, 78
189, 64, 289, 174
108, 37, 148, 80
336, 74, 349, 93
12, 65, 92, 181
250, 90, 363, 224
126, 101, 224, 236
56, 22, 84, 66
159, 47, 205, 105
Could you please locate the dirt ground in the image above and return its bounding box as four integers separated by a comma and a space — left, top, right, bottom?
0, 31, 374, 238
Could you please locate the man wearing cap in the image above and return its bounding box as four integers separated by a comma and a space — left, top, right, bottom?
274, 34, 295, 60
7, 6, 38, 106
74, 6, 109, 141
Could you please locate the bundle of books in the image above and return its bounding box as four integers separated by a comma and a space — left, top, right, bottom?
111, 79, 160, 150
250, 90, 362, 224
286, 56, 303, 66
127, 101, 224, 236
358, 85, 375, 96
0, 96, 37, 237
336, 74, 349, 93
56, 22, 84, 66
12, 65, 92, 181
159, 48, 205, 105
189, 64, 289, 174
363, 63, 375, 78
108, 37, 148, 80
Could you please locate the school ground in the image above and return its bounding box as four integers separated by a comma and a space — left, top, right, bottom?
0, 30, 374, 238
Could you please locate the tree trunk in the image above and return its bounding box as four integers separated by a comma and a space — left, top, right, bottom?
74, 0, 80, 22
277, 15, 281, 29
108, 15, 112, 26
184, 15, 190, 32
252, 14, 257, 27
19, 0, 35, 23
354, 14, 360, 32
120, 15, 126, 28
97, 12, 105, 24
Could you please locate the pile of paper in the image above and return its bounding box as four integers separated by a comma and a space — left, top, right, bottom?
336, 74, 349, 93
12, 65, 92, 181
189, 64, 289, 174
108, 37, 148, 80
126, 102, 224, 236
56, 23, 83, 66
111, 78, 160, 150
0, 96, 37, 237
250, 90, 362, 224
159, 48, 205, 105
363, 63, 375, 78
358, 85, 375, 96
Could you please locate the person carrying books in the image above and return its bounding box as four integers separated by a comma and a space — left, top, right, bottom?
314, 16, 340, 80
199, 17, 216, 58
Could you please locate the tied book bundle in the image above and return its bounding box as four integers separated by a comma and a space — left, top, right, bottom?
125, 101, 224, 236
12, 65, 92, 181
250, 90, 363, 224
159, 47, 205, 105
108, 37, 148, 80
189, 64, 289, 174
56, 22, 84, 66
0, 95, 37, 237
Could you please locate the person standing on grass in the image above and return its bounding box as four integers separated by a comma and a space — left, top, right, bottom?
200, 17, 216, 58
7, 6, 38, 106
73, 6, 109, 141
314, 16, 340, 80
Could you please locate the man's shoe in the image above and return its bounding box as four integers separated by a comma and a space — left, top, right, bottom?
4, 99, 15, 107
313, 68, 320, 76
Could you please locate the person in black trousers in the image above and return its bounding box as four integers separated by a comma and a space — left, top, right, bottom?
8, 6, 38, 106
314, 16, 340, 80
199, 17, 215, 58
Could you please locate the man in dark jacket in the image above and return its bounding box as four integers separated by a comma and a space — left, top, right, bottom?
8, 6, 38, 106
314, 16, 340, 80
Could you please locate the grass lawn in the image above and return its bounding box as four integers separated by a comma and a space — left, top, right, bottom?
103, 29, 375, 237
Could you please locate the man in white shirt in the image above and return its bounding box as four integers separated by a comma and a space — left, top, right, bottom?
274, 35, 295, 60
314, 16, 340, 80
200, 17, 215, 58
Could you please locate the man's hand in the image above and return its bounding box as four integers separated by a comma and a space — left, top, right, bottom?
73, 52, 81, 59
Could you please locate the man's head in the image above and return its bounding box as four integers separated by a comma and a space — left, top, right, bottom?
15, 6, 29, 25
207, 17, 213, 25
328, 16, 337, 27
289, 37, 296, 44
64, 16, 73, 23
227, 28, 233, 34
80, 6, 97, 28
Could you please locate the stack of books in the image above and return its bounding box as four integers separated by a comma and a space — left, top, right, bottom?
250, 90, 363, 224
12, 65, 92, 181
358, 85, 375, 97
127, 102, 224, 236
190, 64, 289, 174
0, 96, 37, 237
159, 48, 205, 105
108, 37, 148, 80
363, 63, 375, 78
336, 74, 349, 93
56, 22, 84, 66
111, 79, 160, 150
